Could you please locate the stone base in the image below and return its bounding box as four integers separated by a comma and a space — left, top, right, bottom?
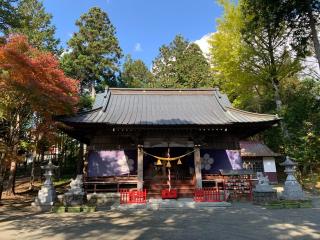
32, 183, 57, 207
31, 203, 53, 212
254, 185, 275, 192
87, 193, 120, 206
282, 181, 305, 200
63, 192, 86, 206
253, 191, 277, 204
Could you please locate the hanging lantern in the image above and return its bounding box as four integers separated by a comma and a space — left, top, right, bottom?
177, 158, 182, 165
156, 159, 162, 166
166, 161, 171, 168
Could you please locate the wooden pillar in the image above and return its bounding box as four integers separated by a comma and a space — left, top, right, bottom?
83, 144, 89, 178
137, 145, 144, 190
77, 143, 84, 175
194, 145, 202, 188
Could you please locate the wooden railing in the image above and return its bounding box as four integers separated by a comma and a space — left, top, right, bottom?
194, 187, 226, 202
84, 176, 138, 193
119, 189, 147, 204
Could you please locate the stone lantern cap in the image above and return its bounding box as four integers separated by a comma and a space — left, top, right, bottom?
41, 159, 59, 170
280, 156, 297, 166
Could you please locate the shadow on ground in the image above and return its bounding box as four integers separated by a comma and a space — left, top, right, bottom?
0, 201, 320, 240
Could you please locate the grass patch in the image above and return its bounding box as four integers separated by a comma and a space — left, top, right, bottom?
51, 204, 96, 213
53, 176, 72, 187
52, 206, 66, 213
82, 205, 97, 213
67, 206, 82, 213
265, 199, 312, 209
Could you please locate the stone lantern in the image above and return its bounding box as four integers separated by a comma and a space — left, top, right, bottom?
32, 159, 59, 210
280, 156, 305, 200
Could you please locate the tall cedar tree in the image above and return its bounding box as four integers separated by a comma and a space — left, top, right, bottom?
61, 7, 122, 92
284, 0, 320, 70
152, 35, 212, 88
9, 0, 60, 54
0, 35, 78, 195
280, 79, 320, 174
121, 55, 154, 88
0, 0, 19, 33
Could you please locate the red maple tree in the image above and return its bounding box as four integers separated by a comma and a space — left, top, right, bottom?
0, 35, 79, 195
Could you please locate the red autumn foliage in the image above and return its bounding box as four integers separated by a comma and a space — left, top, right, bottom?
0, 34, 79, 115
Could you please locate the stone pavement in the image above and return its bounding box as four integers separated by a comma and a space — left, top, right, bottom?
0, 200, 320, 240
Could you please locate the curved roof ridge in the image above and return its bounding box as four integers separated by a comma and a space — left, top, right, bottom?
109, 87, 219, 91
226, 107, 279, 118
58, 87, 280, 126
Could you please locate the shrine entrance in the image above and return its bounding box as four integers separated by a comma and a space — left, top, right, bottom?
143, 147, 196, 199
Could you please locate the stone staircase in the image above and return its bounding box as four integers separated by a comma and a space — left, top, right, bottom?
144, 179, 195, 199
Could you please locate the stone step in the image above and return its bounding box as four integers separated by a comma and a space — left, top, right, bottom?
147, 186, 195, 191
147, 189, 195, 194
111, 198, 232, 210
144, 180, 194, 185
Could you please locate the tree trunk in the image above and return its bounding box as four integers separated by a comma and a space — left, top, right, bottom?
306, 0, 320, 70
266, 25, 289, 140
6, 159, 17, 195
0, 165, 4, 204
6, 112, 20, 195
63, 142, 67, 171
29, 149, 37, 190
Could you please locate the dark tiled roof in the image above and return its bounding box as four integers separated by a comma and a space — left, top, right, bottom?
240, 141, 281, 157
61, 88, 280, 126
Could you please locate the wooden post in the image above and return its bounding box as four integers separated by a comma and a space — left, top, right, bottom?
194, 145, 202, 188
83, 144, 89, 178
77, 143, 84, 175
137, 145, 144, 190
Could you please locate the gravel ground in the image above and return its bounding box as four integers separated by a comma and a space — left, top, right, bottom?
0, 199, 320, 240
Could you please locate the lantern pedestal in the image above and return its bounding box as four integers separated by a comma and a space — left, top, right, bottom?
32, 160, 58, 211
280, 156, 305, 200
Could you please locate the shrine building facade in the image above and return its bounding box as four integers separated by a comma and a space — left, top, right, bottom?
58, 88, 280, 199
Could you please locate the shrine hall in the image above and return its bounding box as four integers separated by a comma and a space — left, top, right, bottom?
58, 88, 280, 202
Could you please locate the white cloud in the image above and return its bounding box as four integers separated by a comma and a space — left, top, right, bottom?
300, 56, 320, 79
194, 32, 214, 59
60, 48, 72, 58
194, 32, 320, 79
134, 43, 142, 52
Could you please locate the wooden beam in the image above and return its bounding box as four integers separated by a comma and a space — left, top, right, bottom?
137, 145, 144, 190
194, 145, 202, 188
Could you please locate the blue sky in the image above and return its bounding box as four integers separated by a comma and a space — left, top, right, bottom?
43, 0, 222, 67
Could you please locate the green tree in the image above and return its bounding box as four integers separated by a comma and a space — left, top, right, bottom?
10, 0, 60, 53
278, 79, 320, 177
0, 0, 19, 33
121, 55, 153, 88
209, 0, 266, 111
209, 0, 302, 113
262, 78, 320, 182
210, 0, 320, 178
152, 35, 212, 88
61, 7, 123, 92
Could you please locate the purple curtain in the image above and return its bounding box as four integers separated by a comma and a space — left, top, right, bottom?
88, 150, 135, 177
226, 150, 242, 170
